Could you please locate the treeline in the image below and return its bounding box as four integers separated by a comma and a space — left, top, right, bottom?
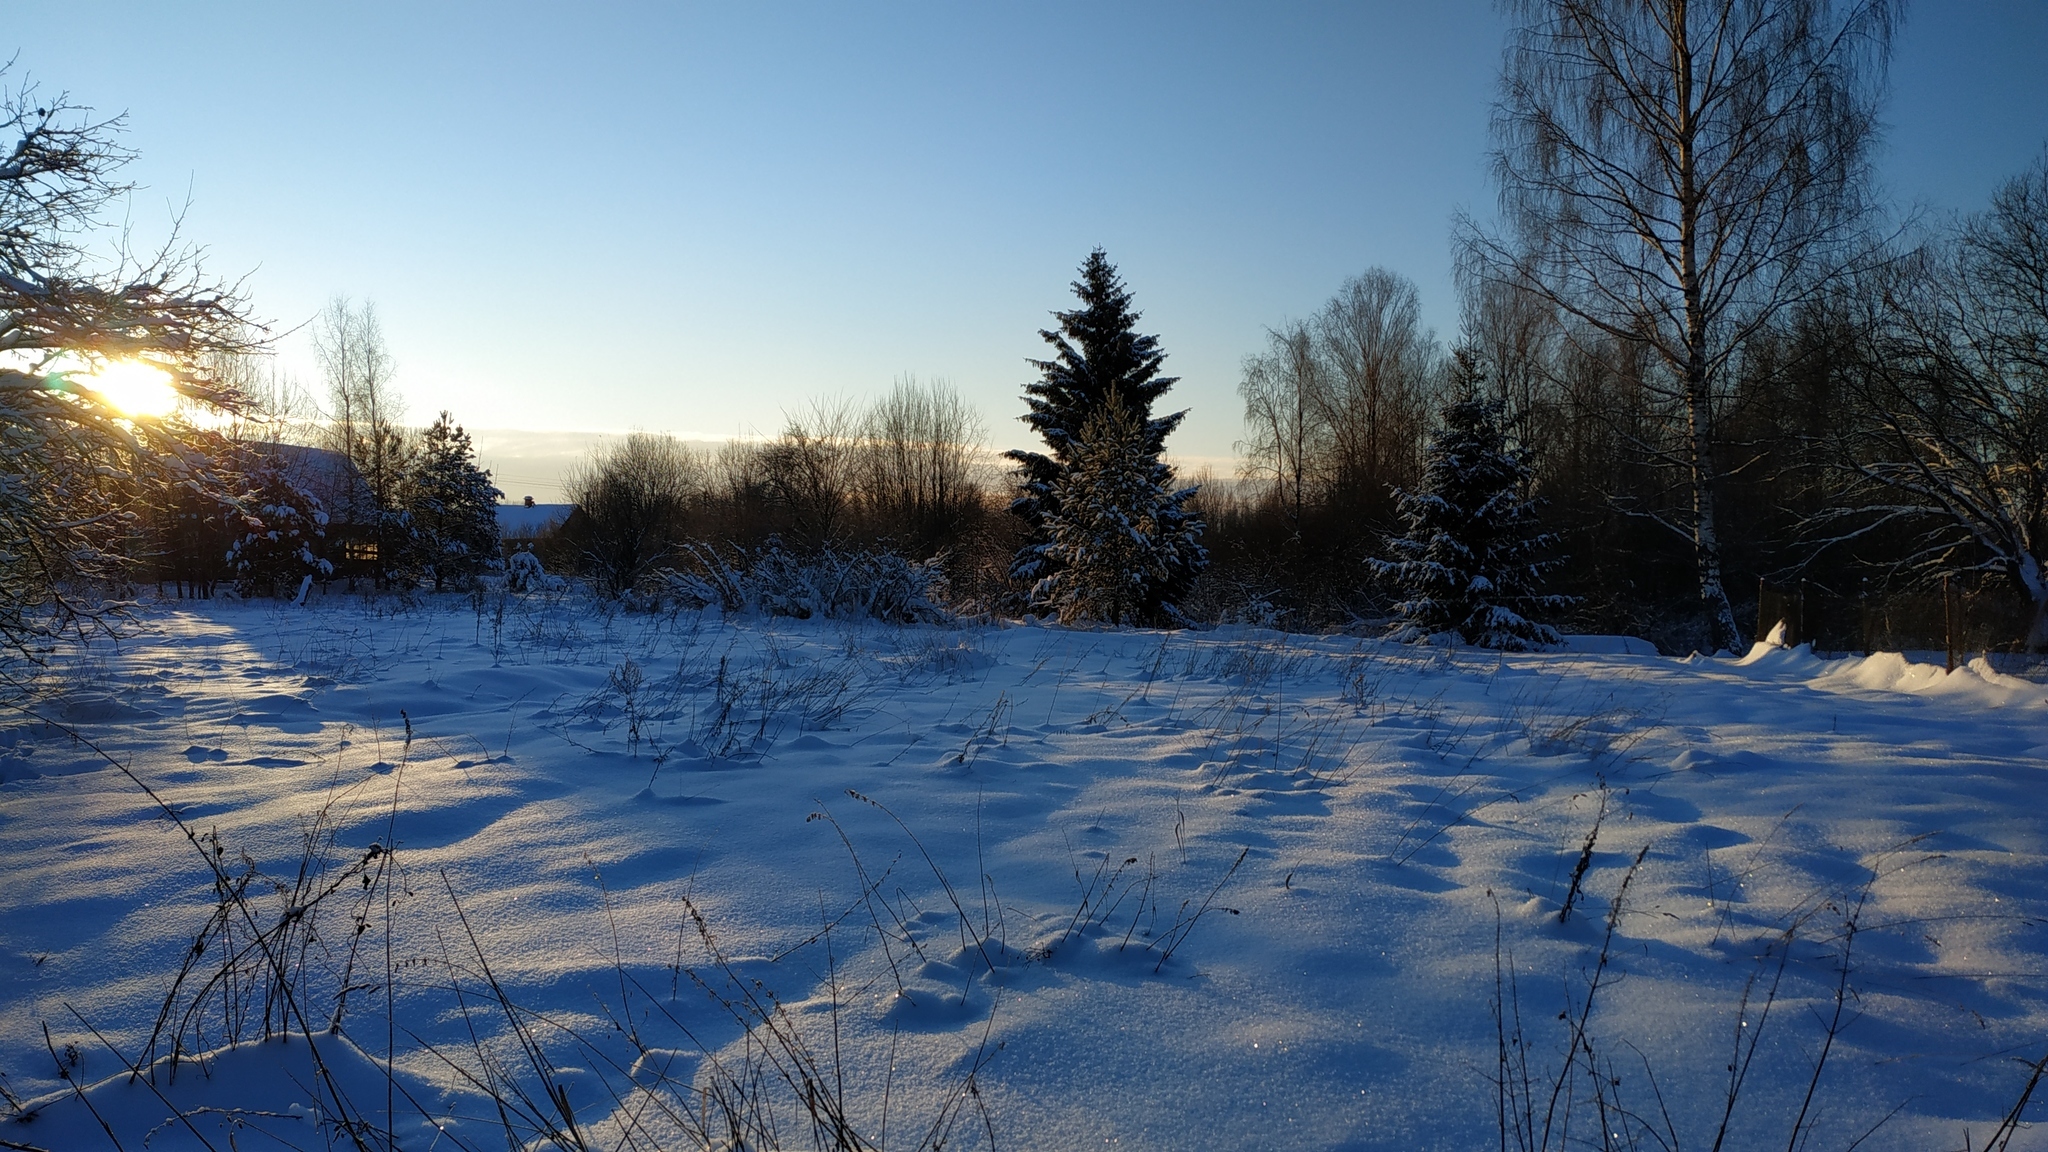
554, 250, 1204, 628
1178, 0, 2048, 655
553, 378, 1019, 607
1198, 151, 2048, 652
545, 155, 2048, 654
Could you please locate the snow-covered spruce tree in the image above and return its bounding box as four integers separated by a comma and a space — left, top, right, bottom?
1006, 249, 1205, 621
400, 411, 503, 591
1033, 396, 1205, 625
1371, 357, 1567, 649
228, 448, 333, 599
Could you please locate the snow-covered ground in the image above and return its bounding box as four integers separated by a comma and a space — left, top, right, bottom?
3, 594, 2046, 1150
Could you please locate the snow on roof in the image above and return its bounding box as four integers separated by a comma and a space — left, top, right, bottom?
261, 442, 379, 523
497, 502, 572, 535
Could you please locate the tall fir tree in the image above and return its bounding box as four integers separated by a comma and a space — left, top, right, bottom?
1007, 249, 1206, 620
401, 412, 504, 591
1371, 353, 1568, 649
1034, 396, 1206, 625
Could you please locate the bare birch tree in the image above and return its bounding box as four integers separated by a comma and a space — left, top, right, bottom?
1236, 320, 1325, 536
1316, 269, 1438, 518
1462, 0, 1898, 650
313, 295, 406, 520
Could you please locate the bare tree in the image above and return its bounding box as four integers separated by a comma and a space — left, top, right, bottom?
1458, 273, 1560, 434
1236, 320, 1326, 536
1316, 269, 1438, 518
762, 397, 864, 549
0, 70, 257, 656
1836, 156, 2048, 648
860, 375, 986, 551
707, 438, 771, 541
565, 432, 706, 596
1463, 0, 1898, 650
1235, 269, 1438, 536
205, 345, 314, 446
313, 295, 407, 521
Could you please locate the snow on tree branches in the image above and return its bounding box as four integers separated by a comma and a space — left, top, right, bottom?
1007, 249, 1205, 622
227, 448, 333, 599
0, 69, 257, 656
400, 412, 503, 591
1033, 396, 1205, 625
1372, 362, 1568, 649
1832, 155, 2048, 651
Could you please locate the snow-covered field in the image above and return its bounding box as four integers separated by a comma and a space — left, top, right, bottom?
3, 594, 2047, 1150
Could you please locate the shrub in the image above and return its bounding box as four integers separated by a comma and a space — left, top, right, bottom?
646, 539, 950, 623
564, 432, 706, 597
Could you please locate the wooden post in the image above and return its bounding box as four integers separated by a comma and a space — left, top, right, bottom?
1945, 574, 1958, 672
1859, 578, 1872, 655
1794, 579, 1807, 650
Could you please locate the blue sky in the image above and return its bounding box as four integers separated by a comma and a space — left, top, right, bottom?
11, 2, 2048, 497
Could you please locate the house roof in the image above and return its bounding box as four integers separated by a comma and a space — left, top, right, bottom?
259, 442, 380, 525
497, 503, 572, 536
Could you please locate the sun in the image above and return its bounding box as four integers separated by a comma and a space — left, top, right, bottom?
81, 360, 181, 419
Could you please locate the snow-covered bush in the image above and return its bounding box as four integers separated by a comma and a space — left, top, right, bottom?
641, 539, 950, 623
657, 542, 749, 613
748, 539, 948, 623
1218, 590, 1285, 628
504, 546, 555, 593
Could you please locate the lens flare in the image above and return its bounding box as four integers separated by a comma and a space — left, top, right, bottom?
81, 360, 180, 418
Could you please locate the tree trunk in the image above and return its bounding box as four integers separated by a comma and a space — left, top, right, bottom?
1673, 0, 1741, 653
2018, 554, 2048, 654
2025, 598, 2048, 655
1688, 364, 1740, 651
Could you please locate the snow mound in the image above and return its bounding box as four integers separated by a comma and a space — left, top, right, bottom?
1736, 627, 2042, 706
1734, 631, 1826, 671
1814, 652, 2044, 706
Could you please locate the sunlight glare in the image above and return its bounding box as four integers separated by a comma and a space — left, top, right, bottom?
82, 360, 180, 418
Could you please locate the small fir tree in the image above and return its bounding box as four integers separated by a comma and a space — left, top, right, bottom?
1371, 359, 1567, 649
1034, 397, 1205, 625
1007, 249, 1205, 619
401, 412, 504, 590
506, 545, 549, 593
228, 449, 334, 598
